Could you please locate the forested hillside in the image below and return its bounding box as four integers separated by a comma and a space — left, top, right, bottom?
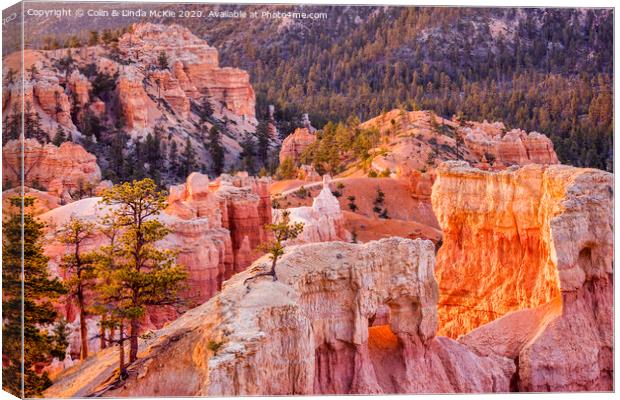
19, 5, 615, 170
200, 7, 614, 171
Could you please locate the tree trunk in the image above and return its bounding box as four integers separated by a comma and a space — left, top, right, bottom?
99, 316, 107, 350
118, 321, 125, 378
77, 289, 88, 360
129, 317, 139, 362
269, 257, 278, 280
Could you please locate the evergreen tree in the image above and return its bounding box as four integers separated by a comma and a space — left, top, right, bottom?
207, 126, 225, 176
275, 157, 297, 180
52, 125, 67, 146
58, 217, 97, 360
91, 222, 126, 370
145, 128, 164, 185
157, 50, 169, 70
256, 119, 271, 164
24, 102, 48, 143
98, 179, 187, 364
180, 137, 197, 179
88, 30, 99, 46
2, 197, 67, 397
3, 105, 21, 144
168, 140, 180, 178
126, 138, 146, 181
107, 131, 129, 183
245, 211, 304, 284
199, 98, 214, 122
239, 134, 256, 175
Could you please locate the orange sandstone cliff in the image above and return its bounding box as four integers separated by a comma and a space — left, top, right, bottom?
433, 161, 613, 391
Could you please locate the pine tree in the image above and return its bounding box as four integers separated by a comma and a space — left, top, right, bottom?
245, 211, 304, 285
126, 138, 146, 181
24, 102, 48, 143
157, 50, 169, 70
99, 179, 187, 364
58, 217, 97, 360
199, 98, 214, 123
180, 137, 197, 179
52, 125, 67, 146
168, 140, 180, 178
108, 131, 128, 182
207, 126, 225, 176
88, 31, 99, 46
145, 129, 164, 185
3, 105, 21, 144
239, 134, 256, 175
256, 119, 271, 165
2, 197, 67, 397
275, 157, 297, 180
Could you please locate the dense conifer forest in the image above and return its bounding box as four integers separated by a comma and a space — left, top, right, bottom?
17, 6, 615, 171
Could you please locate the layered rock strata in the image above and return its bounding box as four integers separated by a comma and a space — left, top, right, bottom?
118, 23, 255, 121
432, 161, 613, 390
40, 172, 271, 361
462, 122, 559, 166
45, 238, 516, 397
2, 139, 101, 200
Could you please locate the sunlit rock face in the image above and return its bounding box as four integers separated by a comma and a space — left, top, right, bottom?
274, 175, 349, 244
462, 122, 559, 166
432, 161, 613, 391
44, 159, 613, 395
279, 127, 317, 164
45, 238, 517, 397
2, 139, 101, 201
118, 23, 255, 120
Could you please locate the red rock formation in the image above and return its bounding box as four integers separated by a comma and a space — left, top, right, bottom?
2, 139, 101, 200
351, 110, 559, 176
38, 171, 271, 363
213, 174, 272, 273
149, 69, 190, 118
45, 238, 516, 397
116, 72, 150, 130
279, 127, 317, 164
118, 23, 255, 119
32, 80, 75, 129
67, 71, 92, 108
407, 170, 435, 200
432, 161, 613, 391
461, 122, 559, 166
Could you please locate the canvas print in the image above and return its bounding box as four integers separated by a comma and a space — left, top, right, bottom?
1, 1, 614, 398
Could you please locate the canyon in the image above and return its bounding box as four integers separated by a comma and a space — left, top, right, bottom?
45, 161, 613, 395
